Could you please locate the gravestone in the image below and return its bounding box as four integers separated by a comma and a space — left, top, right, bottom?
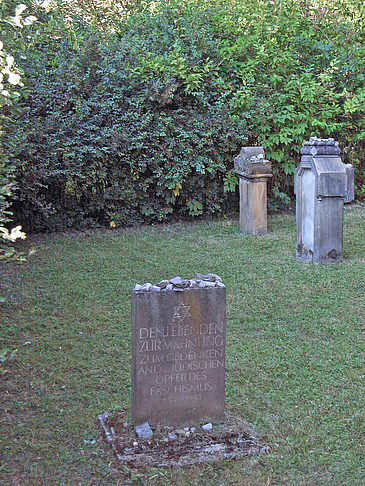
233, 147, 272, 235
344, 164, 355, 203
131, 275, 226, 426
295, 137, 347, 263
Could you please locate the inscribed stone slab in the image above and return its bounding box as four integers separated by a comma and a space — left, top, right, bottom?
131, 284, 226, 426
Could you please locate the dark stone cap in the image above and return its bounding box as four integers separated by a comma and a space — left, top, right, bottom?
234, 146, 272, 177
300, 137, 340, 156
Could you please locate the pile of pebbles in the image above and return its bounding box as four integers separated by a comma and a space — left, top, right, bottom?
249, 154, 270, 164
134, 274, 225, 292
98, 411, 269, 468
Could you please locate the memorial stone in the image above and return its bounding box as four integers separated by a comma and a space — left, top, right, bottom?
131, 275, 226, 426
233, 147, 272, 235
344, 164, 355, 203
295, 137, 347, 263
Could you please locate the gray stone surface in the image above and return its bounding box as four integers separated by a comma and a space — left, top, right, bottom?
131, 276, 226, 426
295, 138, 346, 263
169, 276, 186, 288
135, 422, 153, 439
344, 164, 355, 203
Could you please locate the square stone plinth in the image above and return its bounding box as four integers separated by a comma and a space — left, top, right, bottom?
239, 177, 268, 235
131, 287, 226, 426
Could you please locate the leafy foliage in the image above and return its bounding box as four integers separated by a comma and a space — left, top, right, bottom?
4, 0, 365, 231
0, 1, 36, 257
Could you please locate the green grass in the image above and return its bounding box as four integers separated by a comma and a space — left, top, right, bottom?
1, 209, 364, 485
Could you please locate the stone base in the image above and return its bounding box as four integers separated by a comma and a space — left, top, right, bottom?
296, 246, 341, 264
344, 203, 361, 210
238, 177, 269, 235
296, 197, 344, 264
98, 410, 269, 468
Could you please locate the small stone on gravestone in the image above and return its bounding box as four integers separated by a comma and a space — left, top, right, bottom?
135, 422, 153, 439
131, 274, 226, 427
196, 273, 222, 282
169, 276, 186, 288
141, 283, 152, 291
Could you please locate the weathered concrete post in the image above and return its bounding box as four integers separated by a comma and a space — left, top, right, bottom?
295, 137, 347, 263
233, 147, 272, 235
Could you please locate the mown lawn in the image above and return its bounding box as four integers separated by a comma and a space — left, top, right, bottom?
1, 208, 364, 485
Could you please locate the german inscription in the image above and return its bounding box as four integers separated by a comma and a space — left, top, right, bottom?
131, 278, 226, 426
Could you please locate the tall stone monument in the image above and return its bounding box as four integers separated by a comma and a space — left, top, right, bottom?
295, 137, 347, 263
233, 147, 272, 235
131, 275, 226, 426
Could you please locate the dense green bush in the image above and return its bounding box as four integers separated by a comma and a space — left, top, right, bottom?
5, 0, 365, 231
10, 2, 246, 231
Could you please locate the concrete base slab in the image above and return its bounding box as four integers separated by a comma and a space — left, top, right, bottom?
98, 410, 269, 468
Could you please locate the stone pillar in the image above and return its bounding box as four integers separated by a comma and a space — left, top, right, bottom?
294, 137, 347, 264
233, 147, 272, 235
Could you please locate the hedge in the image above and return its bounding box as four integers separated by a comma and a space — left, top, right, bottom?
3, 0, 364, 231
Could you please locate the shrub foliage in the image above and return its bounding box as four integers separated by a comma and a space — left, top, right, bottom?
3, 0, 364, 231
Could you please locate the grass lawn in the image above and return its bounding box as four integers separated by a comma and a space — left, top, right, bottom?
1, 208, 364, 485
